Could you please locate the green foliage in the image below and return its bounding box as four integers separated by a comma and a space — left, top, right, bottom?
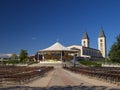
96, 59, 105, 63
19, 49, 28, 63
1, 60, 19, 64
79, 60, 101, 67
108, 35, 120, 63
8, 60, 19, 64
97, 59, 111, 64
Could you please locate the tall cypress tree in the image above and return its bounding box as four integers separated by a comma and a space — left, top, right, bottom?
19, 49, 28, 63
108, 35, 120, 63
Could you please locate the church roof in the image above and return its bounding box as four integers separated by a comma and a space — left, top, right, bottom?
82, 32, 89, 39
99, 28, 106, 37
40, 42, 71, 51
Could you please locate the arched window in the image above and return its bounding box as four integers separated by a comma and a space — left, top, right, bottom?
83, 41, 86, 46
100, 39, 102, 42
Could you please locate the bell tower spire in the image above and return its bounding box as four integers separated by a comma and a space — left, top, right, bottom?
82, 32, 90, 47
98, 27, 107, 58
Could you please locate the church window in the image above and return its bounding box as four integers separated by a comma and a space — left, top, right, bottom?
100, 43, 103, 52
83, 41, 86, 46
100, 39, 102, 42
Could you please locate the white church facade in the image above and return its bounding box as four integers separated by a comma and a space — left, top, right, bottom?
67, 29, 107, 60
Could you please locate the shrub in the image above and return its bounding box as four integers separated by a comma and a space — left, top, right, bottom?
79, 60, 101, 67
1, 60, 19, 64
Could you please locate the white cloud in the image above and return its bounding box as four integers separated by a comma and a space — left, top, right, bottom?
32, 37, 37, 40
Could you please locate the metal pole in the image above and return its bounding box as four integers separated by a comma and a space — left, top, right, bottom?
61, 51, 62, 61
37, 52, 39, 61
73, 54, 76, 67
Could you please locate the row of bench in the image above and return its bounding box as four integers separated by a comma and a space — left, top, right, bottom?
0, 66, 54, 84
64, 67, 120, 85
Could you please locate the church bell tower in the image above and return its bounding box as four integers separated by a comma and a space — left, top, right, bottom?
98, 28, 107, 58
82, 32, 89, 47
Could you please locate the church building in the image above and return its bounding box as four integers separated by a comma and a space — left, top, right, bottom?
67, 28, 107, 60
38, 28, 107, 61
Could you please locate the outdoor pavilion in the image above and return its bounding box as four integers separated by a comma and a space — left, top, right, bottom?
38, 42, 78, 62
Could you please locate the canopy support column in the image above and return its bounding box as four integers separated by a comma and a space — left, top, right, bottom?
37, 52, 39, 61
61, 51, 63, 62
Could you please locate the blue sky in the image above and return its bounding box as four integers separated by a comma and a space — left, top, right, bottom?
0, 0, 120, 55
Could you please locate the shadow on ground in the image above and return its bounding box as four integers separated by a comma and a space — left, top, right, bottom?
0, 85, 119, 90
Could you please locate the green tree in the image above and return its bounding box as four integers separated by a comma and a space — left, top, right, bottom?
19, 49, 28, 63
108, 35, 120, 63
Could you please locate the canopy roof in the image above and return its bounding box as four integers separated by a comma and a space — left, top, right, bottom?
40, 42, 71, 52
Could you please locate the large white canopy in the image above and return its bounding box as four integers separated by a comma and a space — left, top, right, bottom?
38, 42, 78, 61
40, 42, 71, 51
